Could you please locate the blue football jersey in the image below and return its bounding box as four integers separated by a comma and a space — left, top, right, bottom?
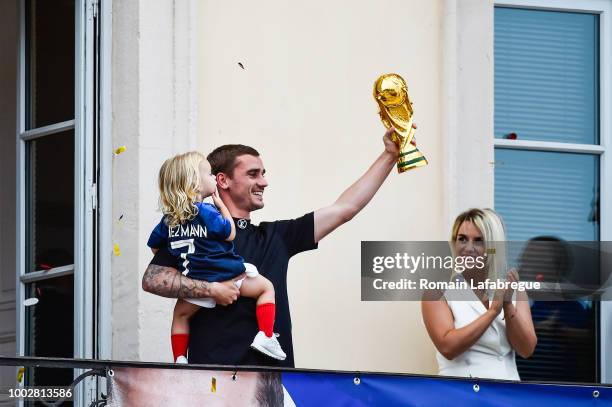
147, 202, 245, 281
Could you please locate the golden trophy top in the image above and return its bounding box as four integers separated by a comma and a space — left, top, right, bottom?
373, 73, 414, 144
373, 73, 427, 172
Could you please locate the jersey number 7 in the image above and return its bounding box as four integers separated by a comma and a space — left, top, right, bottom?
170, 239, 195, 274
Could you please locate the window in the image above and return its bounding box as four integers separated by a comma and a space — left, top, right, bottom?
494, 4, 607, 382
17, 0, 100, 401
21, 0, 77, 391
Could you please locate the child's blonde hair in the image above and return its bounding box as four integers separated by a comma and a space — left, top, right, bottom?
158, 151, 205, 227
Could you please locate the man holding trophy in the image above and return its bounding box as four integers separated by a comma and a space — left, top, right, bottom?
142, 74, 425, 367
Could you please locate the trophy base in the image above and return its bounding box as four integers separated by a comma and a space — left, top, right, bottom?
397, 147, 428, 173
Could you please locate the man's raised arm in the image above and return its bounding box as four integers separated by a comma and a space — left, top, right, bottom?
314, 127, 401, 243
142, 263, 244, 306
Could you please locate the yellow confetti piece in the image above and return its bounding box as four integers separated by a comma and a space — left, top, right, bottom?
113, 244, 121, 256
17, 367, 24, 383
114, 146, 127, 155
486, 248, 496, 254
211, 377, 216, 393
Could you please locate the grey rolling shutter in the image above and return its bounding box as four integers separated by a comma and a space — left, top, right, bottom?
494, 7, 600, 383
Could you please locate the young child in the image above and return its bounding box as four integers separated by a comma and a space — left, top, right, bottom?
147, 151, 286, 363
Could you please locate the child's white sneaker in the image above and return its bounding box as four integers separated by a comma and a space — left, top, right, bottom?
175, 355, 188, 364
250, 331, 286, 361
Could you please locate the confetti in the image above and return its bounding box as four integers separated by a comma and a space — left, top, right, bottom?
39, 264, 53, 271
118, 214, 124, 221
486, 248, 496, 254
238, 62, 244, 69
24, 298, 39, 307
113, 244, 121, 256
17, 367, 25, 383
114, 146, 127, 155
211, 377, 216, 393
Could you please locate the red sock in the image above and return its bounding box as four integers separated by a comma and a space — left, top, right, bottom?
171, 334, 189, 360
256, 303, 276, 337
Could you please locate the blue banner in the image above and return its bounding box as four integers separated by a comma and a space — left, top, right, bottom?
282, 372, 609, 407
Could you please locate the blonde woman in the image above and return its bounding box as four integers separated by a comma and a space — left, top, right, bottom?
421, 208, 536, 380
147, 152, 286, 363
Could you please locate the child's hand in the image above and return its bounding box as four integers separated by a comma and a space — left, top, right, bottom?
211, 190, 224, 207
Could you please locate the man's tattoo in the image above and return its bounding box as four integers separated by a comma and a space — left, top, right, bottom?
143, 264, 211, 299
176, 273, 210, 298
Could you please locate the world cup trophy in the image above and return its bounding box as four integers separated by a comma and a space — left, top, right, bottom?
373, 73, 428, 173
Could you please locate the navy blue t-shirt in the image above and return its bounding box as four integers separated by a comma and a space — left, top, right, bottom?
147, 202, 245, 281
150, 212, 318, 367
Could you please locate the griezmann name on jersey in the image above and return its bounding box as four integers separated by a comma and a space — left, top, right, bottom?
147, 202, 245, 282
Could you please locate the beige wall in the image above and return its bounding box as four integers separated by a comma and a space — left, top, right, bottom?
198, 0, 446, 374
108, 0, 493, 371
111, 0, 198, 362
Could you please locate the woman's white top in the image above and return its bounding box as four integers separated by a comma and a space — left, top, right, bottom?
436, 285, 521, 381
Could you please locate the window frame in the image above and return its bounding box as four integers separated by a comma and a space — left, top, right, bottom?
16, 0, 99, 404
493, 0, 612, 384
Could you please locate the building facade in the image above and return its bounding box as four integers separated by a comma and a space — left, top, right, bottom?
0, 0, 610, 405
